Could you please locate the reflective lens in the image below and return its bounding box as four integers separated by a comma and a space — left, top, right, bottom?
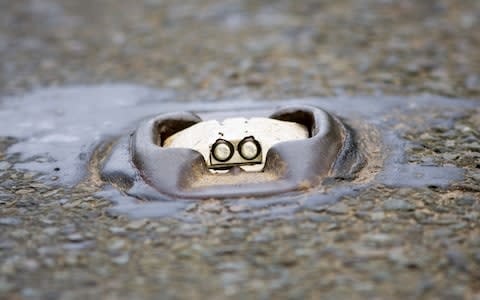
211, 139, 234, 162
238, 137, 261, 160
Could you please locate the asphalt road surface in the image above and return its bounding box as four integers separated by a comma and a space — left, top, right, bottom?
0, 0, 479, 299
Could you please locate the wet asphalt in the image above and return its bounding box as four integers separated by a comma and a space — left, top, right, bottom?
0, 0, 479, 299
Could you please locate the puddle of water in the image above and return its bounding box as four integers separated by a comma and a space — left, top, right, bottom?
0, 84, 476, 219
0, 85, 175, 185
